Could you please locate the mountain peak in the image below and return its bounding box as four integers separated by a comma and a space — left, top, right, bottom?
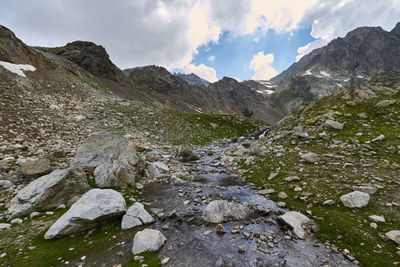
391, 21, 400, 37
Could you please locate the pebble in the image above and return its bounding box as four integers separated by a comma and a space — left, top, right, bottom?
238, 246, 245, 254
278, 192, 287, 199
216, 224, 226, 234
161, 257, 170, 265
183, 200, 190, 205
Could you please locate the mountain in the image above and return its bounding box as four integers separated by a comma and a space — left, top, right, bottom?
269, 22, 400, 114
174, 73, 210, 87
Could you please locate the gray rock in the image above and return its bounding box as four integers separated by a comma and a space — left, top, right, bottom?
179, 149, 200, 162
284, 176, 300, 182
7, 168, 90, 219
375, 99, 396, 108
353, 185, 377, 195
325, 120, 344, 130
146, 151, 162, 162
19, 158, 51, 179
340, 191, 370, 208
0, 180, 13, 189
44, 189, 126, 239
368, 215, 385, 223
202, 200, 253, 223
121, 202, 155, 230
278, 211, 312, 239
71, 134, 143, 189
299, 152, 320, 163
132, 229, 166, 255
0, 223, 11, 230
385, 230, 400, 244
145, 162, 169, 178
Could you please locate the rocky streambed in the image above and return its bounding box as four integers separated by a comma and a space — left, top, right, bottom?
65, 140, 355, 267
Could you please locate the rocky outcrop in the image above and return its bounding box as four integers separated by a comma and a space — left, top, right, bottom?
44, 189, 126, 239
70, 134, 143, 189
174, 73, 210, 87
202, 200, 253, 223
121, 202, 154, 230
7, 168, 90, 219
144, 162, 169, 179
131, 229, 166, 255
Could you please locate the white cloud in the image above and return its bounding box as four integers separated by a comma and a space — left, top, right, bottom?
183, 63, 218, 82
296, 0, 400, 60
207, 55, 215, 61
249, 52, 278, 80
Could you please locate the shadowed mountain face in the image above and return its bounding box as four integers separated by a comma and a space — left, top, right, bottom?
174, 73, 210, 87
268, 22, 400, 114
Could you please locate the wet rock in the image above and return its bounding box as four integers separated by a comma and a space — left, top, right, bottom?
179, 150, 200, 162
7, 168, 90, 219
44, 189, 126, 239
385, 230, 400, 245
202, 200, 253, 223
70, 134, 143, 189
325, 119, 344, 130
299, 152, 320, 163
216, 224, 226, 234
368, 215, 385, 223
145, 162, 169, 178
278, 211, 312, 239
340, 191, 370, 208
121, 202, 155, 230
19, 158, 51, 179
132, 229, 166, 255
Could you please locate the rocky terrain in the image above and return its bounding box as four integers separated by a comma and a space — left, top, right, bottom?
0, 21, 399, 267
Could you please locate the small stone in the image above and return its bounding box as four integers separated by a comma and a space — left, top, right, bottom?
161, 257, 170, 265
216, 224, 226, 234
323, 200, 335, 206
10, 218, 23, 224
368, 215, 385, 223
268, 172, 279, 181
134, 256, 144, 261
340, 191, 370, 208
46, 211, 54, 216
135, 183, 144, 190
57, 204, 66, 209
0, 223, 11, 230
0, 253, 7, 258
375, 99, 396, 108
300, 152, 320, 163
238, 246, 245, 254
325, 119, 344, 130
276, 202, 286, 208
278, 192, 287, 199
183, 200, 190, 205
258, 189, 275, 195
370, 223, 377, 229
372, 135, 385, 142
30, 212, 40, 219
284, 176, 300, 182
294, 187, 302, 192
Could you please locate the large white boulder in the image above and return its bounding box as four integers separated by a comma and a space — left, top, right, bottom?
278, 211, 312, 239
121, 202, 154, 230
340, 191, 370, 208
145, 162, 169, 179
132, 229, 166, 255
202, 200, 253, 223
70, 134, 143, 189
7, 168, 90, 219
44, 189, 126, 239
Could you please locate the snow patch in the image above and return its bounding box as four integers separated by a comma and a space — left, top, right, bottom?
320, 71, 331, 78
302, 69, 313, 76
0, 61, 36, 77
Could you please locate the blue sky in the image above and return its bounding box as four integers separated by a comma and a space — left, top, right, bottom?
176, 27, 315, 81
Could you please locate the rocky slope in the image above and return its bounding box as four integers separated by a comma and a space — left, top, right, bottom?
174, 72, 210, 87
269, 22, 400, 115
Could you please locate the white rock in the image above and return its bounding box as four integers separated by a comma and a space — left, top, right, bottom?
0, 223, 11, 230
161, 257, 171, 265
132, 229, 166, 255
202, 200, 253, 223
278, 211, 312, 239
299, 152, 320, 163
121, 202, 154, 230
385, 230, 400, 245
75, 115, 86, 122
30, 212, 40, 219
145, 162, 169, 179
340, 191, 370, 208
44, 189, 126, 239
7, 168, 90, 219
368, 215, 385, 223
11, 218, 23, 224
325, 119, 344, 130
372, 135, 385, 142
57, 204, 66, 209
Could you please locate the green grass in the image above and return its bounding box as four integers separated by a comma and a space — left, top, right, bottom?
123, 252, 161, 267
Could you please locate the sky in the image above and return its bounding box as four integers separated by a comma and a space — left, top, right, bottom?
1, 0, 400, 82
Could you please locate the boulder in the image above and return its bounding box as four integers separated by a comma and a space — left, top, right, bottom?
278, 211, 312, 239
385, 230, 400, 245
70, 134, 143, 189
19, 158, 51, 179
340, 191, 370, 208
325, 119, 344, 130
44, 189, 126, 239
299, 152, 320, 163
145, 162, 169, 179
7, 168, 90, 219
179, 149, 200, 162
202, 200, 253, 223
132, 229, 166, 255
121, 202, 155, 230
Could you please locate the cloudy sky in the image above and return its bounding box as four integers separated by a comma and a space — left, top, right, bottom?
1, 0, 399, 82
